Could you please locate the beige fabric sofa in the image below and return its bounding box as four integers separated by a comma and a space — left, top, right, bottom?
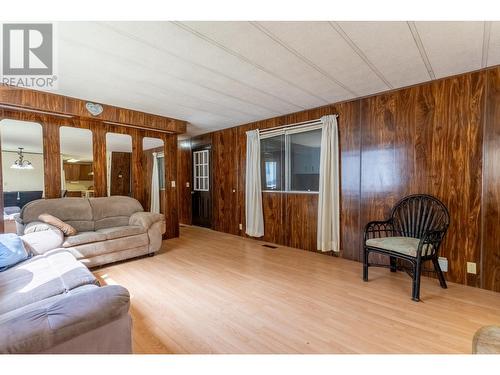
17, 196, 166, 267
0, 249, 132, 353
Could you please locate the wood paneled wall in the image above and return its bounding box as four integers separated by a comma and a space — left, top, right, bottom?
0, 108, 180, 239
178, 66, 500, 291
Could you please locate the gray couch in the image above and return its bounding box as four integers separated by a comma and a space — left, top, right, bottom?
0, 249, 132, 353
17, 196, 166, 267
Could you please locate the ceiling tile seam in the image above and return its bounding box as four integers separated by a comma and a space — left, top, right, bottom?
407, 21, 436, 80
482, 21, 492, 68
171, 21, 331, 105
250, 21, 359, 97
97, 22, 306, 113
59, 36, 261, 120
329, 21, 393, 90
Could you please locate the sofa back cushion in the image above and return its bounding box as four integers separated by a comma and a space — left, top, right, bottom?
89, 196, 144, 230
20, 198, 94, 232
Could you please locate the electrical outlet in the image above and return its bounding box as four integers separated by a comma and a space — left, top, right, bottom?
186, 182, 190, 188
239, 223, 243, 230
467, 262, 477, 274
438, 257, 448, 272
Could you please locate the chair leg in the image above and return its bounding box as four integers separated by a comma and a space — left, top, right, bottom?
432, 257, 448, 289
390, 256, 397, 272
363, 247, 369, 282
412, 260, 422, 302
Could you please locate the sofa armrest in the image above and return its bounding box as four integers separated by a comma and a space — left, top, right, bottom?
0, 285, 131, 354
129, 211, 165, 229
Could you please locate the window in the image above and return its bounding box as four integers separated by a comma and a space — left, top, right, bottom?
193, 150, 209, 191
260, 124, 322, 193
260, 135, 284, 191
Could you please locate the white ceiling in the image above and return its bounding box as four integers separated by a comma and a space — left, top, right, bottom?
48, 21, 500, 137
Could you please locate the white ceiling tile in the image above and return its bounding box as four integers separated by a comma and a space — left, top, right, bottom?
415, 21, 484, 78
257, 21, 390, 98
179, 21, 353, 105
336, 21, 430, 88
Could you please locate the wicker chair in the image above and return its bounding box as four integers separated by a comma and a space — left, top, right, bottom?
363, 194, 450, 301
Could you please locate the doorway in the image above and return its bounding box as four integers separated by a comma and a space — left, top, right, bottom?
192, 147, 212, 228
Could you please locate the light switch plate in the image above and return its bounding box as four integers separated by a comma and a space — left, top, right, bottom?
171, 181, 176, 188
467, 262, 477, 274
239, 223, 243, 230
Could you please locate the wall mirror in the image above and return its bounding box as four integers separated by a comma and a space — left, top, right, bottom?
143, 137, 165, 213
60, 127, 94, 198
106, 133, 132, 197
0, 119, 44, 233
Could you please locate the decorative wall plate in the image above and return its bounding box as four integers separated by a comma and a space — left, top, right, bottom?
85, 102, 104, 116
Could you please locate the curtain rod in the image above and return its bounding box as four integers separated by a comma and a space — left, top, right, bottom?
258, 114, 338, 134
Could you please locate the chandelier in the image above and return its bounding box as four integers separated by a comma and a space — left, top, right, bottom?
11, 147, 34, 170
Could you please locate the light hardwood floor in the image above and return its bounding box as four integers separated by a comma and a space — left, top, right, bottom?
94, 226, 500, 354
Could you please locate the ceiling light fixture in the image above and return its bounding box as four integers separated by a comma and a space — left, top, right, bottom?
10, 147, 34, 170
67, 158, 80, 163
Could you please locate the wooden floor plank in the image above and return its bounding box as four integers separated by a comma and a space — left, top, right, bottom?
94, 226, 500, 354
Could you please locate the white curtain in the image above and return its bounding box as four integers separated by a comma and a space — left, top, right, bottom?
245, 130, 264, 237
106, 151, 112, 196
317, 115, 340, 252
150, 152, 160, 213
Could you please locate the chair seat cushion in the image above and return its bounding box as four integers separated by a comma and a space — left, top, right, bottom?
366, 236, 433, 257
96, 226, 146, 240
62, 232, 107, 248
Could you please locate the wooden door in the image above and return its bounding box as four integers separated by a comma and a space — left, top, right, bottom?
192, 148, 212, 228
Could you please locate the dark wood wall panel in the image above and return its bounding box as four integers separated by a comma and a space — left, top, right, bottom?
177, 66, 500, 291
285, 193, 318, 251
163, 134, 179, 238
261, 192, 284, 245
212, 128, 239, 235
177, 140, 192, 225
482, 67, 500, 292
42, 122, 62, 198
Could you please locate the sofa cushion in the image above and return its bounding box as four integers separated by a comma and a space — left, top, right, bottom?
0, 234, 31, 272
89, 196, 143, 230
22, 229, 64, 255
366, 236, 433, 257
0, 284, 130, 354
39, 214, 77, 236
65, 233, 149, 261
24, 221, 61, 234
21, 198, 94, 232
96, 225, 146, 240
0, 249, 97, 315
62, 232, 107, 248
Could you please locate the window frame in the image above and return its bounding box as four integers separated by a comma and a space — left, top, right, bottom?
260, 122, 322, 194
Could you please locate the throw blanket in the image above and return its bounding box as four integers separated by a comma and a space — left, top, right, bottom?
0, 233, 30, 272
